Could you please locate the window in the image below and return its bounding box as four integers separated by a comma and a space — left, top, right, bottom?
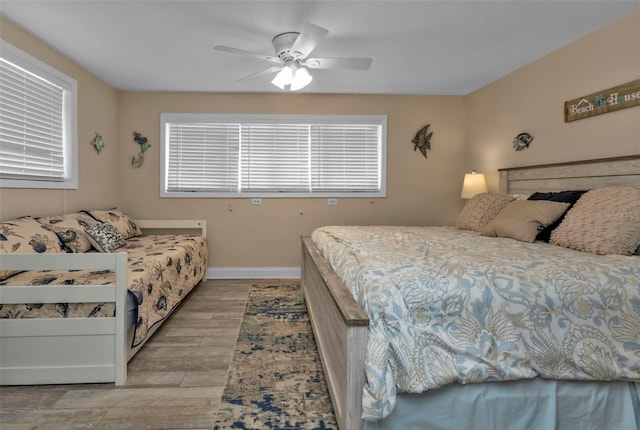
0, 40, 78, 189
161, 114, 386, 198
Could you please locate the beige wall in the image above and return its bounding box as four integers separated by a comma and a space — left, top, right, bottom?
0, 15, 466, 268
116, 93, 466, 267
465, 10, 640, 191
3, 9, 639, 269
0, 16, 120, 220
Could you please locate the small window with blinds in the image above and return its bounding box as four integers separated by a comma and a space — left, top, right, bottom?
161, 113, 386, 198
0, 40, 78, 189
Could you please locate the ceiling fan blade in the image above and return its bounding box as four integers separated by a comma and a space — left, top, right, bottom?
235, 66, 282, 83
290, 22, 329, 58
213, 45, 283, 64
304, 57, 372, 70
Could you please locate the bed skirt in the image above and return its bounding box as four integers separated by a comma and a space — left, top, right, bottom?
363, 378, 640, 430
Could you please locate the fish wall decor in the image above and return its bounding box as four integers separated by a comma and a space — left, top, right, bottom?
513, 132, 533, 151
412, 124, 433, 159
131, 131, 151, 168
90, 132, 104, 154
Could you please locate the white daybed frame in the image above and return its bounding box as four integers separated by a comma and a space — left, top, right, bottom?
0, 219, 206, 386
301, 155, 640, 430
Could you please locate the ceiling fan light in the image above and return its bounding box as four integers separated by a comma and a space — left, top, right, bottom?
290, 66, 313, 91
271, 65, 293, 89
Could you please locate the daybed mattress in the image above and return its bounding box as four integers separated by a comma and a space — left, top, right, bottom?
0, 233, 207, 347
311, 225, 640, 420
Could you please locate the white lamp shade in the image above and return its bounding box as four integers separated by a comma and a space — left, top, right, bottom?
461, 171, 488, 198
271, 65, 293, 89
290, 66, 313, 91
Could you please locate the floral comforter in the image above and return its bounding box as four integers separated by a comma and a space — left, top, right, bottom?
311, 226, 640, 420
0, 234, 207, 347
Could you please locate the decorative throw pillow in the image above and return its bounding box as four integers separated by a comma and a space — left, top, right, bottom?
456, 193, 515, 232
37, 212, 101, 253
85, 222, 126, 253
0, 216, 64, 254
550, 187, 640, 255
527, 190, 587, 242
85, 208, 142, 239
482, 200, 570, 243
0, 216, 64, 279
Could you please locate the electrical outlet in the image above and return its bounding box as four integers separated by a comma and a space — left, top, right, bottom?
251, 198, 262, 206
327, 198, 338, 206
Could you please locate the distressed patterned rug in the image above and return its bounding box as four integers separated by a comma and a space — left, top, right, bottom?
213, 283, 337, 430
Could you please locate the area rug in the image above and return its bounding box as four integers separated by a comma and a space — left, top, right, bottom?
213, 283, 338, 430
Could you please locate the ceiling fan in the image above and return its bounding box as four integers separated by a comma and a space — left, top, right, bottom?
213, 22, 372, 91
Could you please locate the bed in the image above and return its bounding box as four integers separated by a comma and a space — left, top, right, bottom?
0, 218, 207, 386
301, 155, 640, 430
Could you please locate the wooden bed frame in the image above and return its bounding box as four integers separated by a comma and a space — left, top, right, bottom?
0, 219, 206, 386
301, 154, 640, 430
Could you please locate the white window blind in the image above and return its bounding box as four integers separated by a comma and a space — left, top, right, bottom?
0, 40, 77, 189
241, 123, 309, 193
161, 113, 386, 198
310, 124, 380, 192
166, 123, 239, 192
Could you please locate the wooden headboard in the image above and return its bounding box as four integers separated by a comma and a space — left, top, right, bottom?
498, 155, 640, 195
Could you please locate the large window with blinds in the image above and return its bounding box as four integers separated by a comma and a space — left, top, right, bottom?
0, 40, 78, 189
161, 113, 386, 198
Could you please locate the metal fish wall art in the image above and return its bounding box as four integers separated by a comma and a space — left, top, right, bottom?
131, 131, 151, 168
90, 132, 104, 154
412, 124, 433, 159
513, 132, 533, 151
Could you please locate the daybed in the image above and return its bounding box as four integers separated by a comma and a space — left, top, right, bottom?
301, 155, 640, 430
0, 208, 207, 386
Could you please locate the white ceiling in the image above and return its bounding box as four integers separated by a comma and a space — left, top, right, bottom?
1, 1, 638, 95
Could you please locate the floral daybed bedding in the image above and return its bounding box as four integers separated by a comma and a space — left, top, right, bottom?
311, 226, 640, 420
0, 234, 207, 347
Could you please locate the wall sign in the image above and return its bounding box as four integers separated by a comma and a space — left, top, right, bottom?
564, 79, 640, 122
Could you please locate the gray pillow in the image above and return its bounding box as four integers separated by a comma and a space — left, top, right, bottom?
482, 200, 570, 243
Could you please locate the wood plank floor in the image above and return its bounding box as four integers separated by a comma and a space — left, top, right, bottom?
0, 279, 281, 430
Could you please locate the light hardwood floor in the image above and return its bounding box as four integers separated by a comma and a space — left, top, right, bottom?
0, 279, 277, 430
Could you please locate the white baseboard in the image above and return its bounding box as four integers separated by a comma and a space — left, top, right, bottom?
206, 267, 301, 280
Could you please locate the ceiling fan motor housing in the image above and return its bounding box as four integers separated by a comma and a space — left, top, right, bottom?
272, 32, 301, 62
